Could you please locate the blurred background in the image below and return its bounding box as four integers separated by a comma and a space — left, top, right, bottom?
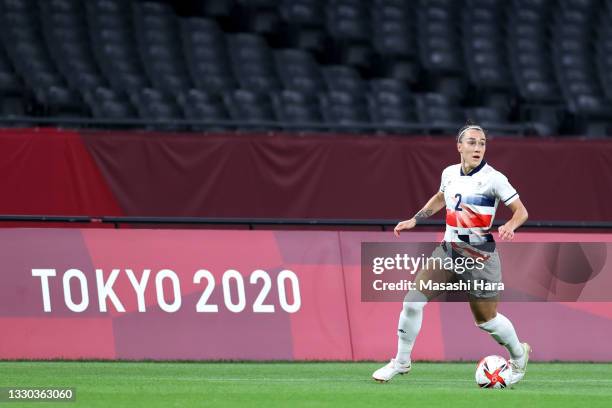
0, 0, 611, 136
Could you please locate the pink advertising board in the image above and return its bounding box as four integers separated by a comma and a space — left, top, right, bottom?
0, 229, 611, 361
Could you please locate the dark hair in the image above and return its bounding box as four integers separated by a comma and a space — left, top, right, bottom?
457, 123, 487, 142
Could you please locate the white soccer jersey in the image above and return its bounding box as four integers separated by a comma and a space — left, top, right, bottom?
439, 161, 519, 244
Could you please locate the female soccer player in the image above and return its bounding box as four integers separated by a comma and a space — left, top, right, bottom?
372, 124, 530, 384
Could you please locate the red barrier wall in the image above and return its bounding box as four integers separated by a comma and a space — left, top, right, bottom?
1, 228, 611, 361
0, 129, 122, 216
1, 128, 612, 220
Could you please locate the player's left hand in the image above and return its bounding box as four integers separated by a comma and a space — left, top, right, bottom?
498, 224, 515, 240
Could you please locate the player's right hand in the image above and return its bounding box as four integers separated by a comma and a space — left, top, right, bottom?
394, 219, 417, 237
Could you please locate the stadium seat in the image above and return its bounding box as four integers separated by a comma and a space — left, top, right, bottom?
133, 1, 193, 96
36, 84, 84, 114
93, 99, 136, 120
228, 33, 282, 93
508, 0, 561, 104
368, 78, 418, 125
319, 90, 371, 126
279, 0, 327, 53
416, 92, 465, 130
131, 87, 183, 120
505, 0, 565, 134
177, 88, 230, 122
597, 7, 612, 106
325, 0, 373, 69
0, 44, 22, 97
86, 0, 151, 98
38, 0, 109, 116
462, 0, 513, 92
322, 65, 367, 94
417, 0, 463, 75
552, 0, 612, 135
180, 18, 237, 94
0, 0, 86, 115
81, 85, 134, 120
372, 0, 419, 83
275, 48, 325, 95
271, 89, 323, 126
223, 89, 276, 123
237, 0, 282, 35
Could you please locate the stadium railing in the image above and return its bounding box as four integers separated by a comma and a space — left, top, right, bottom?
0, 117, 532, 135
1, 215, 611, 230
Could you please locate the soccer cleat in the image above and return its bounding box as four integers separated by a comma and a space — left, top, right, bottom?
509, 342, 531, 385
372, 359, 411, 383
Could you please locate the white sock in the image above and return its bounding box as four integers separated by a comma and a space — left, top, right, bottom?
478, 313, 525, 365
395, 290, 428, 365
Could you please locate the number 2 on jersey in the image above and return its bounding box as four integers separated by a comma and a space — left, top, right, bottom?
454, 193, 463, 211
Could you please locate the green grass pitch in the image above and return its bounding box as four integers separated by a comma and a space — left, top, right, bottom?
1, 361, 611, 408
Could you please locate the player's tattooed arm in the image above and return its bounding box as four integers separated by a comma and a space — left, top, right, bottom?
413, 209, 433, 225
394, 192, 445, 237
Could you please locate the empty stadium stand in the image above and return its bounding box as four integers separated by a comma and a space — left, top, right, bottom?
0, 0, 610, 136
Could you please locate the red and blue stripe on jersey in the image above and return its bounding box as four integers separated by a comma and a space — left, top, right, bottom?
446, 194, 495, 228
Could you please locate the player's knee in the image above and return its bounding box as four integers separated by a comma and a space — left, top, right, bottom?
401, 301, 426, 319
401, 291, 428, 316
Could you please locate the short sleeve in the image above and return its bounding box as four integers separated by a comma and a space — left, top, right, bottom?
439, 169, 447, 193
494, 173, 519, 206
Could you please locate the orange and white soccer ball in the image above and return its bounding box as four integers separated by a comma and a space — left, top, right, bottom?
475, 355, 512, 389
